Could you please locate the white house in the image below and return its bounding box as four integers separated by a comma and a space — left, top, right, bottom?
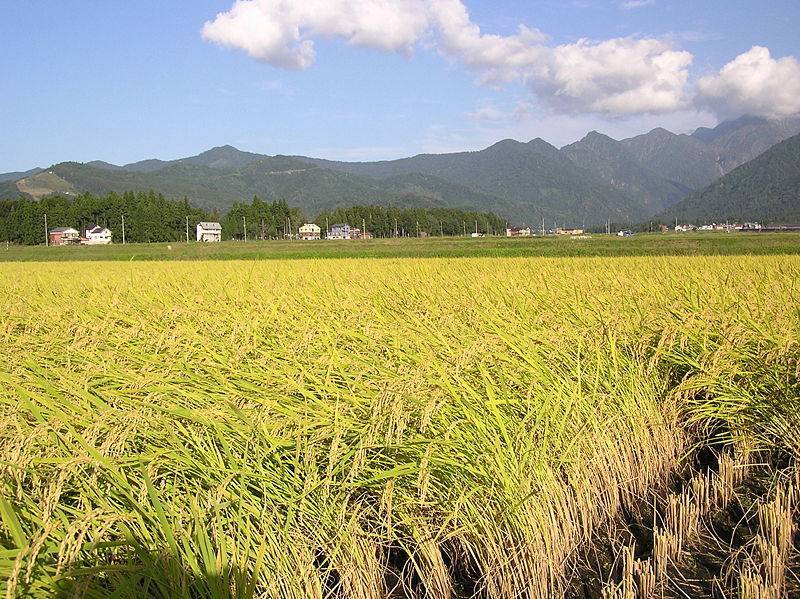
506, 227, 532, 237
197, 222, 222, 242
327, 223, 351, 240
48, 227, 81, 246
82, 224, 112, 245
299, 223, 321, 240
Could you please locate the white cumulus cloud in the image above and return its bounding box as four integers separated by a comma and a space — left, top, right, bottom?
696, 46, 800, 118
201, 0, 731, 118
538, 38, 692, 114
202, 0, 430, 69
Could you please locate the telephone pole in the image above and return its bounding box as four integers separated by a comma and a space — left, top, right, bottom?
243, 215, 247, 242
121, 214, 126, 244
44, 213, 48, 246
185, 216, 189, 243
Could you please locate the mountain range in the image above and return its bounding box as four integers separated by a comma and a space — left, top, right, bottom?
3, 114, 799, 226
660, 132, 800, 224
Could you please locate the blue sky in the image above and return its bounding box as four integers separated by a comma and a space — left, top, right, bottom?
2, 0, 799, 172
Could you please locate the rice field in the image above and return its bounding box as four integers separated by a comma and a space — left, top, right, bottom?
0, 256, 798, 598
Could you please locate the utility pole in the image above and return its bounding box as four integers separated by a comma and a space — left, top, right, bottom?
288, 215, 292, 239
463, 221, 466, 237
416, 220, 420, 237
185, 216, 189, 243
243, 215, 247, 242
542, 216, 545, 236
44, 213, 48, 246
362, 218, 366, 239
475, 220, 478, 235
394, 218, 398, 238
326, 217, 329, 238
122, 214, 126, 245
440, 221, 443, 237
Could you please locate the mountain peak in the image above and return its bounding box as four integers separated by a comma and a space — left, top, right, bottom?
647, 127, 676, 138
487, 138, 523, 150
581, 130, 618, 145
527, 137, 559, 152
201, 144, 242, 154
182, 145, 266, 170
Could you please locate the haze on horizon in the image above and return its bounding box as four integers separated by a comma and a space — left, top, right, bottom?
2, 0, 799, 172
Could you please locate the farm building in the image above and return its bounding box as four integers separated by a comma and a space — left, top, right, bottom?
196, 222, 222, 242
299, 223, 321, 240
82, 225, 112, 245
328, 223, 351, 240
506, 227, 532, 237
49, 227, 80, 246
555, 228, 585, 236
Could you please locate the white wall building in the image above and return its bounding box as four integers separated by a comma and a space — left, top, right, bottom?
197, 222, 222, 242
299, 223, 321, 240
48, 227, 81, 246
328, 223, 351, 240
506, 227, 532, 237
83, 225, 112, 245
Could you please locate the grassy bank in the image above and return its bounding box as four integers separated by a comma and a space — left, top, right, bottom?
1, 232, 799, 262
0, 256, 798, 597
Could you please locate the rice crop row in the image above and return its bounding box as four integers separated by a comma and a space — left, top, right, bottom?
0, 256, 798, 598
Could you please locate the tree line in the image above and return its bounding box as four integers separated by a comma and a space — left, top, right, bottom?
313, 205, 507, 237
0, 192, 508, 245
222, 198, 304, 240
0, 192, 307, 245
0, 192, 212, 245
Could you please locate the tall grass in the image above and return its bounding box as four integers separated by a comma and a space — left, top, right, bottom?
0, 256, 798, 598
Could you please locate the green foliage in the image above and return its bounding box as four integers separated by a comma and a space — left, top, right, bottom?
1, 232, 799, 262
313, 205, 506, 237
221, 197, 304, 240
0, 191, 208, 245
